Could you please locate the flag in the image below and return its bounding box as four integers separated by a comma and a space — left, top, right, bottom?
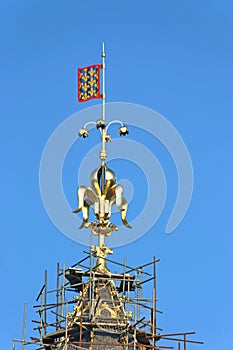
78, 64, 102, 102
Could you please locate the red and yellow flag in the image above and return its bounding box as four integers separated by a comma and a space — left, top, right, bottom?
78, 64, 102, 102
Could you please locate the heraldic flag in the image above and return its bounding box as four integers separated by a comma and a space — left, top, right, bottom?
78, 64, 102, 102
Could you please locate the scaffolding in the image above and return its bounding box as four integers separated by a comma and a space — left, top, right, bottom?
12, 248, 203, 350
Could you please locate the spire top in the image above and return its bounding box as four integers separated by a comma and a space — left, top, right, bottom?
75, 45, 131, 248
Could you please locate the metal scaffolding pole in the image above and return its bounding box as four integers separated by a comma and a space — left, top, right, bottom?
61, 263, 66, 320
21, 303, 27, 350
44, 270, 48, 335
89, 243, 93, 318
153, 256, 157, 347
56, 262, 60, 330
65, 303, 68, 350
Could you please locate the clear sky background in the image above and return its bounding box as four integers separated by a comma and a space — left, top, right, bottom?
1, 1, 232, 349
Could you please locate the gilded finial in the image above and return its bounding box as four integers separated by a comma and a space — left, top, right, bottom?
73, 163, 132, 235
74, 45, 131, 249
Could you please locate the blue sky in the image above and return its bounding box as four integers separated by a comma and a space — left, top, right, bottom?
1, 1, 233, 349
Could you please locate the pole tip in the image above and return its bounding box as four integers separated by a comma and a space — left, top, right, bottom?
102, 42, 106, 57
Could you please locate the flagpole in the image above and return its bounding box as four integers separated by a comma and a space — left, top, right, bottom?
100, 42, 107, 163
99, 42, 106, 249
102, 42, 106, 123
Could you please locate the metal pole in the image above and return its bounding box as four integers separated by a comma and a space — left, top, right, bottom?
99, 42, 107, 249
178, 342, 181, 350
127, 263, 130, 312
21, 303, 27, 350
61, 263, 66, 320
80, 283, 84, 344
152, 288, 155, 347
123, 256, 126, 305
39, 293, 43, 346
184, 334, 187, 350
65, 303, 68, 350
44, 270, 47, 335
56, 262, 60, 330
100, 42, 106, 161
89, 242, 93, 318
63, 263, 66, 317
153, 256, 157, 347
134, 304, 137, 350
102, 42, 106, 122
137, 269, 142, 321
